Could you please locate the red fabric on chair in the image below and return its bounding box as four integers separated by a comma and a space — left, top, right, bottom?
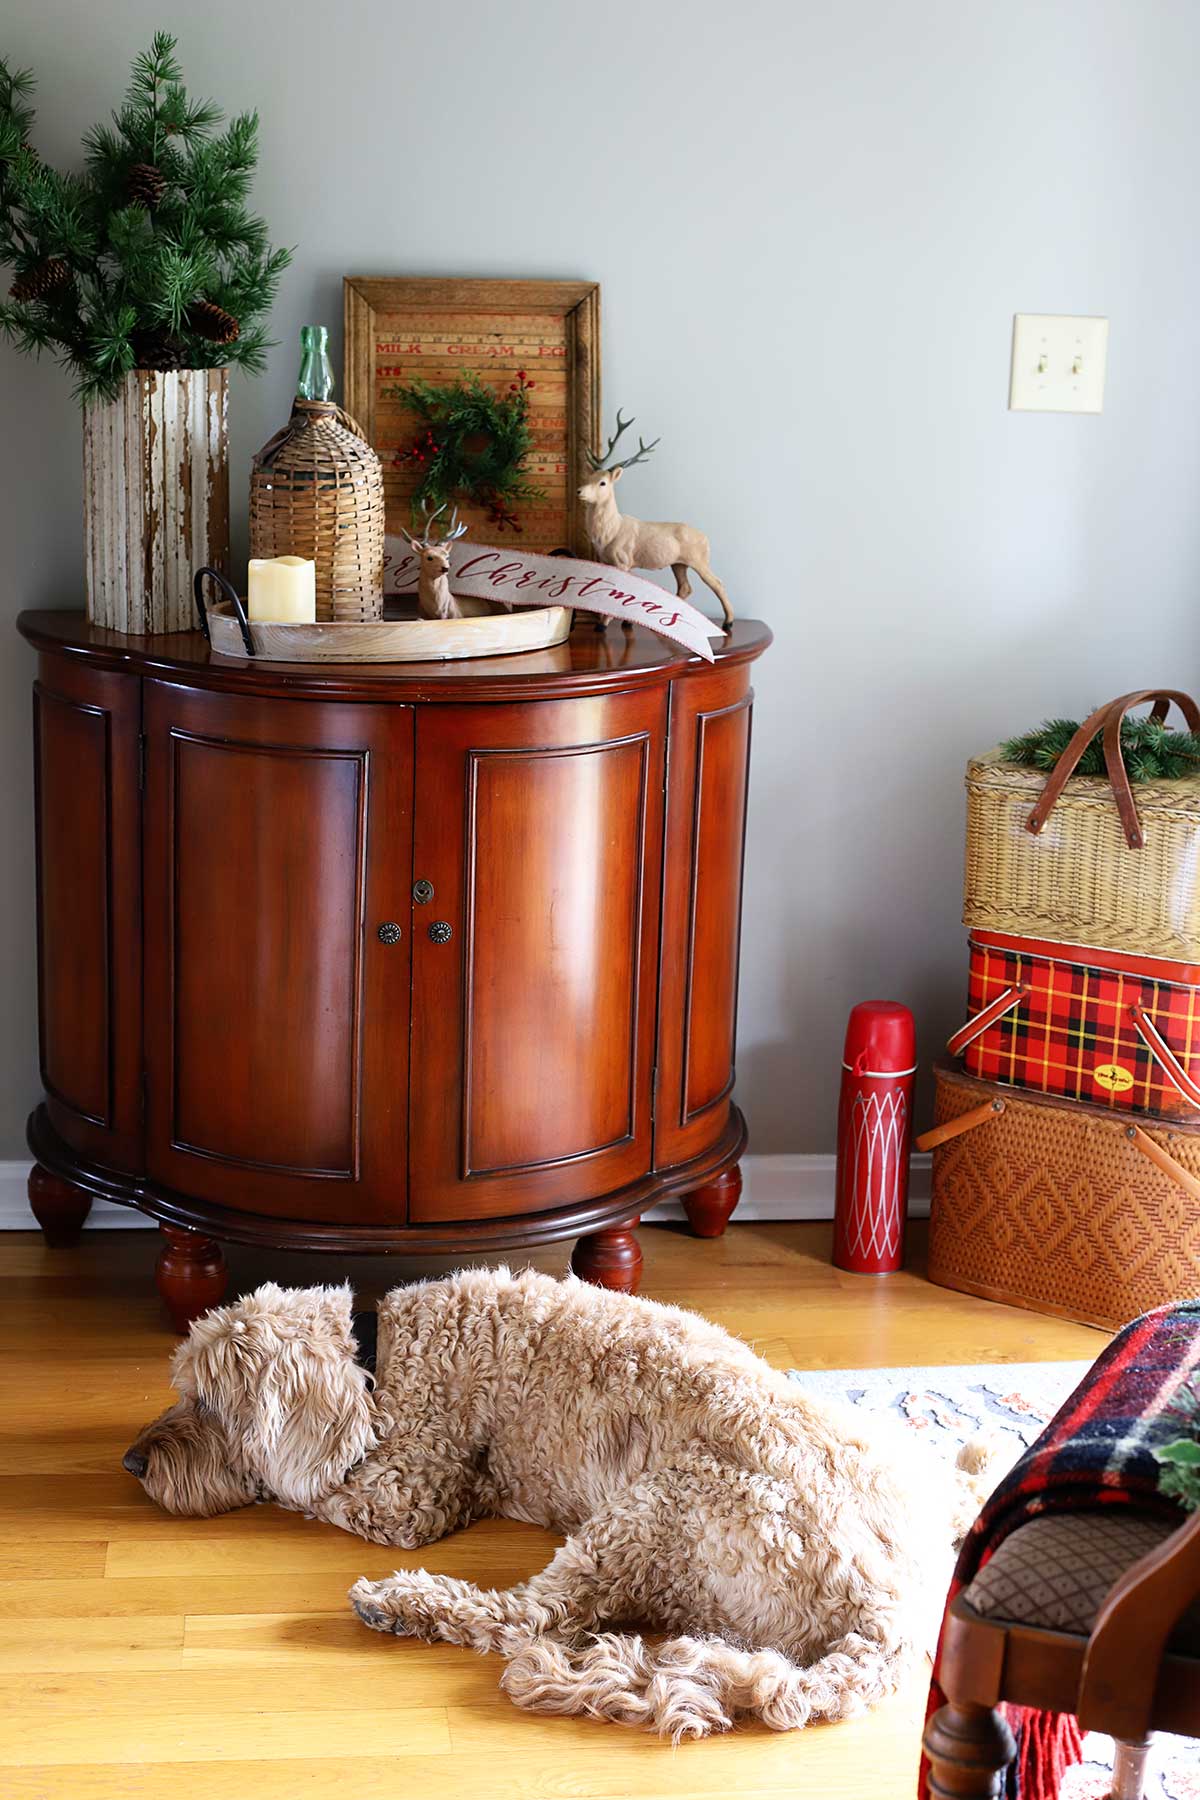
921, 1299, 1200, 1799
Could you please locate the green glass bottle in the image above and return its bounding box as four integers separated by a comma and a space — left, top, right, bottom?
296, 324, 335, 401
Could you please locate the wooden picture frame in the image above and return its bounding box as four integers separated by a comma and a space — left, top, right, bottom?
343, 277, 601, 557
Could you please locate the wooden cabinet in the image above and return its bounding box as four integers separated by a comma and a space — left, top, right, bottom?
142, 684, 413, 1223
19, 612, 770, 1327
409, 690, 665, 1222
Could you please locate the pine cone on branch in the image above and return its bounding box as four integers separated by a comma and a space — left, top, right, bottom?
186, 299, 240, 345
127, 161, 166, 208
131, 328, 189, 372
9, 257, 71, 303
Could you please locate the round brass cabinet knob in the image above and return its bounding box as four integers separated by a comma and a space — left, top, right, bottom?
376, 922, 402, 945
428, 921, 453, 945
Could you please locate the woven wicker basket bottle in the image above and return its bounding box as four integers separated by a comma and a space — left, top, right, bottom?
249, 327, 385, 622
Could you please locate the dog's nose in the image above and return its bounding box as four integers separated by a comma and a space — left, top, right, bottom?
122, 1449, 148, 1480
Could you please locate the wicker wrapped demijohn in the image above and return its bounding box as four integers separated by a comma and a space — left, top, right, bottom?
250, 327, 385, 622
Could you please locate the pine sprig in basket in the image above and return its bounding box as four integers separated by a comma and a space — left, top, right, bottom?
384, 368, 545, 532
1002, 714, 1200, 784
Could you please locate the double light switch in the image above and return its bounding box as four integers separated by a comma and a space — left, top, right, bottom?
1009, 314, 1109, 414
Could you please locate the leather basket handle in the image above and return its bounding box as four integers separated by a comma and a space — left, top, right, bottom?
1025, 689, 1200, 851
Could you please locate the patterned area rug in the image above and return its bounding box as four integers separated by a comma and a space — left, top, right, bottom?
786, 1360, 1199, 1800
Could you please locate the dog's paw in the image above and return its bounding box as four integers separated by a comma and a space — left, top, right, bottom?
349, 1575, 397, 1633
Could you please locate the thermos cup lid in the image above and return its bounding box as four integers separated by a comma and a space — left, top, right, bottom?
842, 1000, 916, 1077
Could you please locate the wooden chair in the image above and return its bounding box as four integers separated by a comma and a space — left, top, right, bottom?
923, 1504, 1200, 1798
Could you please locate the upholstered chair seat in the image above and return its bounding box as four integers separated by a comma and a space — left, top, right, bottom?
963, 1511, 1200, 1650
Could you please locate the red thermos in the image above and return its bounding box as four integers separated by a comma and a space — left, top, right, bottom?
833, 1001, 916, 1274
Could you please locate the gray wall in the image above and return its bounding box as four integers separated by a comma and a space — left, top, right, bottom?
3, 0, 1200, 1159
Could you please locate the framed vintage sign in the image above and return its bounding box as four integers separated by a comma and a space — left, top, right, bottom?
343, 277, 600, 559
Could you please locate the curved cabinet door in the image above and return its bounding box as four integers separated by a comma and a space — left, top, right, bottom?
142, 683, 413, 1222
409, 690, 666, 1221
33, 654, 142, 1169
654, 663, 753, 1168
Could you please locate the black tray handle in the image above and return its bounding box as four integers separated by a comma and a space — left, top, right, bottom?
193, 567, 256, 657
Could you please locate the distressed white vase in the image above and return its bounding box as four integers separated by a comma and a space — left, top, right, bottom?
82, 368, 230, 634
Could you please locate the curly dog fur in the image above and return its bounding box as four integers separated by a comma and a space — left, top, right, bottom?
124, 1267, 995, 1739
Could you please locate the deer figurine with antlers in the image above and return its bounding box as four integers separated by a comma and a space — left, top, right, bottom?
577, 412, 733, 627
402, 500, 471, 620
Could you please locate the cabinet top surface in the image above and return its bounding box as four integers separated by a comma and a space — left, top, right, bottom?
18, 610, 771, 702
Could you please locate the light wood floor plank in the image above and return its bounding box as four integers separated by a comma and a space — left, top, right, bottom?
0, 1542, 106, 1580
0, 1222, 1104, 1797
105, 1515, 558, 1578
0, 1615, 184, 1672
0, 1704, 452, 1766
0, 1655, 505, 1716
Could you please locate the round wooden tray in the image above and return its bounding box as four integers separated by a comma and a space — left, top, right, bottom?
206, 597, 573, 663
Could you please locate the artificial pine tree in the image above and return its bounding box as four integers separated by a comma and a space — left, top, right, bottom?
1002, 713, 1200, 783
0, 33, 289, 402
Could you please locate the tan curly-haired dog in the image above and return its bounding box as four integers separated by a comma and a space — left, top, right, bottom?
123, 1267, 994, 1740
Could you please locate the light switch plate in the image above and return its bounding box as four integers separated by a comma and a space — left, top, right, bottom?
1009, 314, 1109, 413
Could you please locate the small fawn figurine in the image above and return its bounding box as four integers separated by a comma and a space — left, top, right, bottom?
577, 412, 733, 626
403, 500, 470, 619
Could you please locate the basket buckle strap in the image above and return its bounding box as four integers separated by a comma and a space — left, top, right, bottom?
1025, 689, 1200, 852
946, 981, 1030, 1058
1129, 1003, 1200, 1110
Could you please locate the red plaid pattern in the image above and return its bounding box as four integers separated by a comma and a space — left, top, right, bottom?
923, 1300, 1200, 1799
960, 935, 1200, 1117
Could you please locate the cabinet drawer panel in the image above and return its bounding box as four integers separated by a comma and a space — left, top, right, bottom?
410, 691, 666, 1222
682, 699, 751, 1120
465, 736, 647, 1174
655, 667, 754, 1167
33, 657, 142, 1169
170, 732, 365, 1175
143, 683, 413, 1222
34, 688, 112, 1126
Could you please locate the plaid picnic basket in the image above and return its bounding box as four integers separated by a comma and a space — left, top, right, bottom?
950, 930, 1200, 1119
963, 688, 1200, 959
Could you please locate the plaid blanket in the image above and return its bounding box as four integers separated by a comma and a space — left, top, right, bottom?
923, 1299, 1200, 1799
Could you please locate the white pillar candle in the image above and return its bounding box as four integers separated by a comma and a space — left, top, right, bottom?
247, 555, 317, 623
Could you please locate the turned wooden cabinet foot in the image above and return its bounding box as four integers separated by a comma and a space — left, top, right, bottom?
682, 1165, 742, 1238
571, 1223, 643, 1294
28, 1164, 92, 1247
922, 1702, 1016, 1799
155, 1225, 228, 1334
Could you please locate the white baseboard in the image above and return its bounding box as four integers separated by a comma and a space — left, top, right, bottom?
0, 1153, 932, 1231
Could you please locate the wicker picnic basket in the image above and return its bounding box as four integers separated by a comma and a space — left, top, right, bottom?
963, 689, 1200, 960
249, 399, 385, 622
920, 1060, 1200, 1329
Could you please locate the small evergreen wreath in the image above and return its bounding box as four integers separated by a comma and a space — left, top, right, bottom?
1002, 714, 1200, 784
384, 368, 544, 533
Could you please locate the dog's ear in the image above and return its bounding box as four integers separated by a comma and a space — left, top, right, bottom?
177, 1284, 376, 1507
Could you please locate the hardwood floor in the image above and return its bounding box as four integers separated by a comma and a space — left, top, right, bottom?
0, 1220, 1105, 1798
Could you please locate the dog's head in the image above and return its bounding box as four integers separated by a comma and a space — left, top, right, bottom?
122, 1283, 376, 1516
